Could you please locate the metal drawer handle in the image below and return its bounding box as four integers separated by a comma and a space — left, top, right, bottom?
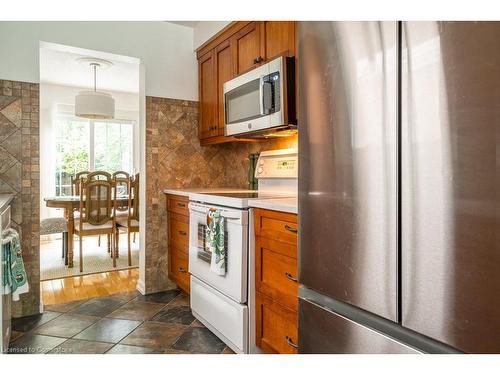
284, 224, 297, 233
285, 272, 298, 283
253, 56, 263, 64
286, 336, 298, 349
178, 267, 187, 273
177, 202, 186, 208
178, 230, 187, 236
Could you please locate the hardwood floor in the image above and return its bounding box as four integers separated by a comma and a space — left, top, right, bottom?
41, 268, 139, 306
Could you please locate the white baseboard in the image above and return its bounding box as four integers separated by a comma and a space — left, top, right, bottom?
136, 279, 146, 295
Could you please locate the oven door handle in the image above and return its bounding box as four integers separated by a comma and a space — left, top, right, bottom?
189, 205, 210, 215
189, 204, 242, 221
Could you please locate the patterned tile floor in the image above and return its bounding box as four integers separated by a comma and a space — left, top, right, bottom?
8, 290, 234, 354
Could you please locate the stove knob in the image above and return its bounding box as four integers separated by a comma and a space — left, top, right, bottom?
257, 167, 264, 174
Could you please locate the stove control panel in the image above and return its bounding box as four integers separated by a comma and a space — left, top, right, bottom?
255, 148, 298, 179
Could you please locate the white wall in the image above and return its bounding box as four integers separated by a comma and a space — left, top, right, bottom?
40, 83, 140, 219
0, 22, 198, 100
193, 21, 232, 50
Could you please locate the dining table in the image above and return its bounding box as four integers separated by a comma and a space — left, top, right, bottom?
44, 195, 129, 268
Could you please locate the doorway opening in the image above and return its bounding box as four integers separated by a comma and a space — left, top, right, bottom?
39, 41, 145, 306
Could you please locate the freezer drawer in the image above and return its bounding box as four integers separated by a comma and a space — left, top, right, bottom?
401, 21, 500, 353
299, 298, 418, 354
299, 21, 398, 321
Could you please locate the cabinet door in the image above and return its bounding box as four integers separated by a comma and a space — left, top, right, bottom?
198, 50, 217, 139
215, 39, 233, 136
231, 21, 264, 75
263, 21, 296, 61
170, 247, 190, 294
256, 292, 298, 354
255, 237, 298, 312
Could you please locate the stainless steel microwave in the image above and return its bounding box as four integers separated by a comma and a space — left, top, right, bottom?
223, 56, 296, 138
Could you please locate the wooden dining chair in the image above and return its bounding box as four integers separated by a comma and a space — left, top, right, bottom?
87, 171, 112, 181
87, 171, 112, 249
71, 171, 90, 196
74, 178, 117, 272
113, 174, 130, 212
111, 174, 130, 260
112, 171, 130, 180
115, 174, 139, 267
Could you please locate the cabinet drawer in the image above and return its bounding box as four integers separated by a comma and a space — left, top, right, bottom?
254, 209, 298, 246
256, 237, 298, 311
169, 218, 189, 251
166, 195, 189, 215
256, 292, 298, 354
170, 248, 190, 293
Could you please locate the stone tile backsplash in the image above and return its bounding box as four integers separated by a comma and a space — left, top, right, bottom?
144, 96, 297, 293
0, 80, 40, 317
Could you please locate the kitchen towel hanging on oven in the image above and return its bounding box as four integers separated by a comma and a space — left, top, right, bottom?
2, 227, 29, 301
206, 209, 226, 276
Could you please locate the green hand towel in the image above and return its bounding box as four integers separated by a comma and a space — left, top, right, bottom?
2, 228, 29, 301
206, 210, 226, 276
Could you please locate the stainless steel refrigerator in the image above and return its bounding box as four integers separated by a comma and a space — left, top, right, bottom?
298, 21, 500, 354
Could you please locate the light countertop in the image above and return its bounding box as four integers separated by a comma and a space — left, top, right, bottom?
248, 197, 298, 214
163, 188, 298, 214
163, 188, 254, 198
0, 194, 14, 213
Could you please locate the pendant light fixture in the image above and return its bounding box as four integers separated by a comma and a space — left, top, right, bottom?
75, 57, 115, 119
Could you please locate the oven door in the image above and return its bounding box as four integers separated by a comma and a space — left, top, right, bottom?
188, 202, 248, 303
224, 57, 284, 136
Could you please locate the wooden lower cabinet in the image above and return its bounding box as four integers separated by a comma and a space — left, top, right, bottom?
255, 237, 298, 311
254, 208, 298, 245
254, 208, 298, 353
169, 214, 189, 249
256, 292, 298, 354
169, 247, 190, 293
165, 194, 190, 294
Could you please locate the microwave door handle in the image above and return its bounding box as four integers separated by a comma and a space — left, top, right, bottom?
259, 76, 265, 115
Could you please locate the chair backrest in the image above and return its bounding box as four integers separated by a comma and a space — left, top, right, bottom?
113, 176, 130, 213
112, 171, 130, 180
129, 174, 139, 222
81, 179, 114, 226
71, 171, 90, 195
87, 171, 112, 181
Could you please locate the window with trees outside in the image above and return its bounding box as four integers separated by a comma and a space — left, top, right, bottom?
55, 115, 134, 196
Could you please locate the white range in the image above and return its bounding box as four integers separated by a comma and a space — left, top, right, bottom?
186, 149, 298, 354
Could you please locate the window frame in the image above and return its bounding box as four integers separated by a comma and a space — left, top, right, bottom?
55, 114, 135, 196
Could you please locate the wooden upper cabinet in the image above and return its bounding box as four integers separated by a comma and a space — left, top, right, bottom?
215, 40, 233, 136
263, 21, 296, 61
231, 22, 264, 75
198, 50, 217, 139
